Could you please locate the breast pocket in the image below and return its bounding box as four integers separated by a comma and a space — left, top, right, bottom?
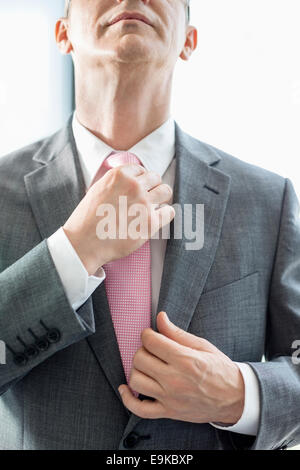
188, 271, 266, 361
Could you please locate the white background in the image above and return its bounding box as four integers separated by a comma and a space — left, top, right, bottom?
0, 0, 72, 158
172, 0, 300, 199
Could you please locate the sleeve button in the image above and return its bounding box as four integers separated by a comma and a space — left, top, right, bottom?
25, 345, 39, 359
47, 328, 61, 343
13, 353, 28, 367
36, 337, 50, 352
123, 432, 140, 449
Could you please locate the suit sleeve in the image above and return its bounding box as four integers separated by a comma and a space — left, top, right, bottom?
232, 178, 300, 450
0, 240, 95, 395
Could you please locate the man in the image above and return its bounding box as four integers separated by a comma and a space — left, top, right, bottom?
0, 0, 299, 450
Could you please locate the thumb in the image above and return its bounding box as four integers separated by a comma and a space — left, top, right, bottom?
156, 311, 219, 353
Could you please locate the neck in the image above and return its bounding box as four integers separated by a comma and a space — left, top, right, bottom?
74, 62, 173, 150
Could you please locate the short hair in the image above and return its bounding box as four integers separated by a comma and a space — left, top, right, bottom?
64, 0, 70, 18
65, 0, 190, 22
186, 0, 191, 23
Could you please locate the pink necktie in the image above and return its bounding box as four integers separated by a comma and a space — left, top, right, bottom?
92, 152, 151, 387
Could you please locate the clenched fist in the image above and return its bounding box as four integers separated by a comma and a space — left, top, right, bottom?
63, 164, 175, 275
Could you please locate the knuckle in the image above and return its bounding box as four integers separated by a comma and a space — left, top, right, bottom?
128, 377, 133, 389
185, 356, 201, 377
194, 355, 210, 379
141, 328, 152, 342
179, 350, 200, 371
141, 331, 155, 349
162, 184, 173, 196
129, 375, 136, 390
109, 167, 124, 186
153, 172, 162, 184
133, 351, 142, 367
194, 356, 205, 372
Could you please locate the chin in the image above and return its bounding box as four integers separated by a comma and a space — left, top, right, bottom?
113, 34, 155, 63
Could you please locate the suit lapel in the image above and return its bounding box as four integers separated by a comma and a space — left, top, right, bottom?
24, 122, 86, 239
24, 118, 127, 406
123, 124, 232, 436
154, 124, 232, 330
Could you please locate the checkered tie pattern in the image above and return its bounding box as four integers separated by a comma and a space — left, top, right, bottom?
92, 151, 151, 388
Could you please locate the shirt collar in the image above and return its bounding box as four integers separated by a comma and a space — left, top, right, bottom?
72, 112, 175, 188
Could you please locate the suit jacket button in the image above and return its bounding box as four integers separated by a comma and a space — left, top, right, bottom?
36, 337, 50, 352
46, 328, 61, 343
13, 353, 28, 367
123, 432, 140, 449
25, 345, 39, 359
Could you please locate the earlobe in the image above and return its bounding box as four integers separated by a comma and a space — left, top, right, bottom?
180, 47, 191, 61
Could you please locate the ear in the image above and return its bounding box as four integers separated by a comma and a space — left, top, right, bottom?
55, 18, 73, 55
180, 26, 198, 61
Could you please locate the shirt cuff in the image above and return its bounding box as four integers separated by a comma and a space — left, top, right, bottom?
210, 362, 260, 436
47, 227, 105, 311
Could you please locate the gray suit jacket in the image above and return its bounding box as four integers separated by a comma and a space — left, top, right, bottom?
0, 117, 299, 450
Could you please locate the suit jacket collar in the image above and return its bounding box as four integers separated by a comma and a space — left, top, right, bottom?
32, 115, 221, 167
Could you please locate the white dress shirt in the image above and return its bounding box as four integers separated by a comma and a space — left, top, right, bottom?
47, 113, 260, 436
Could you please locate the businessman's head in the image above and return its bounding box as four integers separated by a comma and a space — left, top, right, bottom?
56, 0, 197, 70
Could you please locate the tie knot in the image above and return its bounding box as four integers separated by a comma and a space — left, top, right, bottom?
105, 151, 142, 169
90, 151, 143, 188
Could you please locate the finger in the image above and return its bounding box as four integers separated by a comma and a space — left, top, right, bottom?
136, 171, 162, 191
119, 385, 165, 419
151, 204, 175, 236
129, 368, 164, 399
115, 164, 146, 178
148, 184, 173, 206
133, 347, 169, 380
157, 311, 219, 353
141, 328, 186, 364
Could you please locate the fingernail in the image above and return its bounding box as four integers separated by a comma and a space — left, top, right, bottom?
118, 386, 124, 396
163, 312, 170, 321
